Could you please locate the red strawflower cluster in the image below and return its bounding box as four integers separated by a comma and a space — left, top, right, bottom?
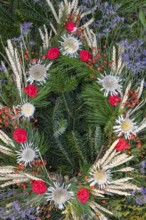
115, 138, 130, 152
108, 95, 121, 106
129, 134, 142, 148
67, 14, 80, 26
0, 107, 20, 128
65, 21, 77, 33
13, 128, 27, 143
46, 48, 60, 60
124, 90, 139, 108
77, 187, 90, 203
24, 84, 38, 98
22, 50, 46, 63
31, 159, 47, 175
31, 180, 47, 194
80, 50, 91, 62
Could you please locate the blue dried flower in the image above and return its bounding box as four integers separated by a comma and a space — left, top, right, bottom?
0, 65, 5, 72
141, 160, 146, 169
118, 39, 146, 74
136, 198, 143, 206
0, 194, 36, 220
141, 186, 146, 198
80, 0, 124, 37
20, 22, 33, 35
12, 35, 23, 42
133, 186, 146, 206
12, 201, 21, 211
140, 160, 146, 173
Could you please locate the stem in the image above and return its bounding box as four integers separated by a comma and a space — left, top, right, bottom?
45, 0, 60, 23
38, 151, 51, 180
95, 145, 105, 163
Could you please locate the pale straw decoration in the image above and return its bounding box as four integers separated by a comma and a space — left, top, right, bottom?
0, 145, 13, 156
0, 130, 15, 147
5, 40, 22, 98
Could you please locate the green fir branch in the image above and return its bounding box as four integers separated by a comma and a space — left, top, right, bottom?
71, 131, 87, 164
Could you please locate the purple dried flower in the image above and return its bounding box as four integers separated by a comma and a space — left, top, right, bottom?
140, 160, 146, 173
118, 39, 146, 74
12, 35, 23, 42
141, 160, 146, 169
80, 1, 124, 38
0, 193, 36, 220
136, 198, 143, 205
13, 200, 21, 211
21, 211, 26, 218
12, 23, 34, 46
133, 186, 146, 206
141, 186, 146, 198
0, 65, 5, 72
20, 22, 33, 35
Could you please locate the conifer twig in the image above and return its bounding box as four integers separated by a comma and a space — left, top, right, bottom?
62, 93, 73, 119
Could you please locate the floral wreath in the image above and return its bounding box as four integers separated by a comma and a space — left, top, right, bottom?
0, 0, 146, 219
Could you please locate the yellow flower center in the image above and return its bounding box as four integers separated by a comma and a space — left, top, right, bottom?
94, 170, 107, 185
63, 37, 79, 54
53, 188, 69, 204
29, 64, 46, 81
121, 119, 133, 132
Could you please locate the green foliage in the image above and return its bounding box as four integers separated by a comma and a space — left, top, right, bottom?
139, 8, 146, 28
82, 83, 117, 127
0, 0, 62, 57
53, 117, 67, 138
0, 70, 21, 106
110, 197, 146, 220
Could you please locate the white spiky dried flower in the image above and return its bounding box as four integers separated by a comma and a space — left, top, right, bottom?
113, 115, 138, 139
97, 72, 122, 97
16, 101, 35, 119
114, 99, 146, 139
88, 140, 139, 196
97, 46, 125, 97
45, 182, 74, 209
60, 35, 82, 58
27, 60, 52, 84
16, 143, 39, 166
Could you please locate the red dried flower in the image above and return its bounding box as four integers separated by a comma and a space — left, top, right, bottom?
13, 128, 27, 143
115, 138, 130, 152
77, 188, 90, 203
24, 84, 38, 98
31, 180, 47, 194
46, 48, 60, 60
108, 95, 121, 106
79, 50, 91, 62
65, 21, 77, 33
